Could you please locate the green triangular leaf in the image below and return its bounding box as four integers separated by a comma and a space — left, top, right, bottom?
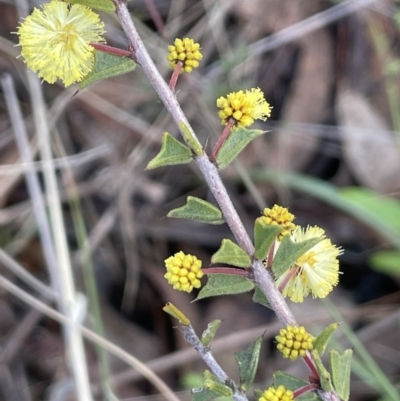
192, 371, 233, 401
312, 350, 332, 392
196, 274, 254, 300
167, 196, 224, 224
201, 320, 222, 348
211, 239, 251, 268
252, 285, 271, 309
271, 236, 321, 278
147, 132, 193, 169
67, 0, 115, 12
80, 50, 136, 89
313, 323, 339, 356
235, 336, 263, 391
216, 128, 265, 169
273, 371, 323, 401
329, 349, 352, 401
254, 219, 282, 260
192, 386, 225, 401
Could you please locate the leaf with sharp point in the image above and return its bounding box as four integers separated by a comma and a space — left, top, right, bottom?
254, 218, 282, 260
211, 239, 251, 268
80, 51, 135, 89
146, 132, 193, 169
201, 320, 222, 348
312, 350, 332, 392
235, 336, 263, 391
329, 349, 352, 401
216, 127, 265, 169
167, 196, 224, 225
192, 371, 233, 401
271, 235, 321, 278
313, 323, 339, 356
196, 274, 254, 300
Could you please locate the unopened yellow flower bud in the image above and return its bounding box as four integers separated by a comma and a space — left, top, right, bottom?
275, 325, 313, 361
259, 385, 294, 401
260, 205, 295, 240
167, 38, 203, 73
164, 251, 203, 292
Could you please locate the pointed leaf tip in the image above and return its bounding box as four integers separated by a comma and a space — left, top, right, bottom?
196, 274, 254, 300
211, 239, 251, 267
147, 132, 193, 169
235, 336, 263, 391
80, 50, 135, 89
216, 127, 265, 169
167, 196, 224, 224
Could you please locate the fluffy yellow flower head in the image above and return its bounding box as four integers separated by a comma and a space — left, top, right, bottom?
275, 226, 343, 303
275, 325, 313, 361
216, 87, 272, 129
167, 38, 203, 73
16, 0, 105, 87
164, 251, 203, 293
260, 204, 295, 240
259, 385, 294, 401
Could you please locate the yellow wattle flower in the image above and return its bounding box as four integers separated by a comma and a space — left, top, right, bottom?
164, 251, 203, 293
16, 0, 105, 87
275, 226, 343, 303
216, 87, 272, 129
275, 325, 313, 360
167, 38, 203, 73
259, 385, 294, 401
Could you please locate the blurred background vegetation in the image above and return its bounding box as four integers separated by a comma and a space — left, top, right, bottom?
0, 0, 400, 400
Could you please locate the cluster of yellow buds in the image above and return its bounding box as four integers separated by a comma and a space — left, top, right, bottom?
275, 325, 314, 361
164, 251, 203, 293
260, 205, 296, 240
259, 385, 294, 401
167, 38, 203, 73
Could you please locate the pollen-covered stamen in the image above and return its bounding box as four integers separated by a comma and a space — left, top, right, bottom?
216, 87, 272, 130
16, 1, 105, 87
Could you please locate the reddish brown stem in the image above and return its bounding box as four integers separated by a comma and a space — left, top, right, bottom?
90, 43, 133, 58
303, 352, 320, 382
202, 267, 251, 277
293, 383, 319, 398
277, 266, 297, 293
266, 241, 275, 268
168, 62, 183, 90
211, 118, 235, 162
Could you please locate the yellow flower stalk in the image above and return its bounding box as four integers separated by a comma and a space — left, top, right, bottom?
167, 38, 203, 73
275, 325, 313, 360
260, 204, 296, 240
216, 87, 272, 129
164, 251, 203, 293
259, 385, 294, 401
275, 226, 343, 303
16, 0, 105, 87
